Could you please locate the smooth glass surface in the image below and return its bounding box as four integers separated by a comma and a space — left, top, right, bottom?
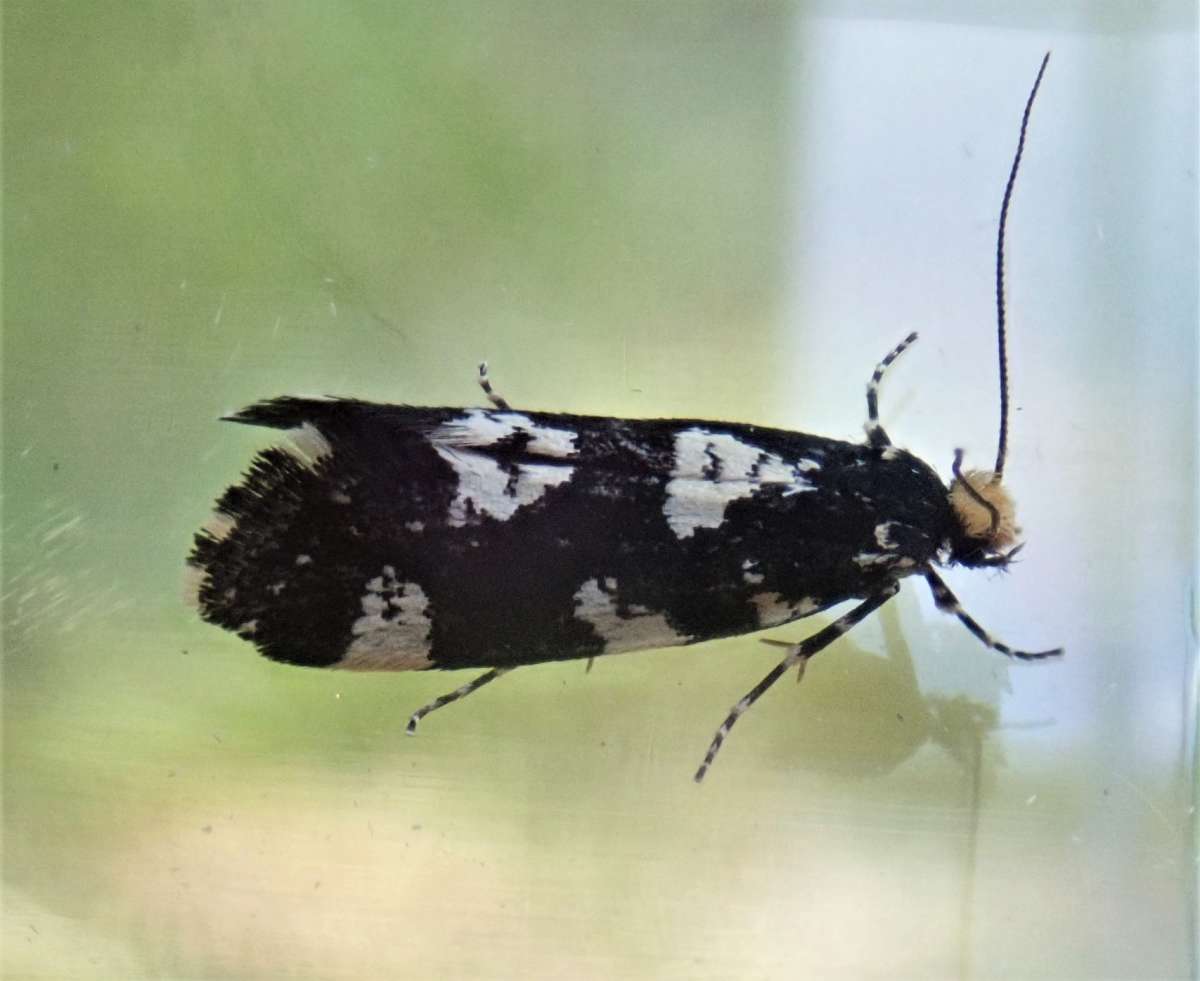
4, 3, 1197, 978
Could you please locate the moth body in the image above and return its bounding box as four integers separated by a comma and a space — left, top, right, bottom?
186, 53, 1060, 781
189, 402, 963, 673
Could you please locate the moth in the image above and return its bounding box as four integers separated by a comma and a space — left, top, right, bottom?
186, 54, 1060, 782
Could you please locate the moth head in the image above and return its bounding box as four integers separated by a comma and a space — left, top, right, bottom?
947, 454, 1020, 567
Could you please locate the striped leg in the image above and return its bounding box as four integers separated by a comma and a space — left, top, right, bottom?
406, 667, 512, 734
923, 568, 1062, 660
694, 586, 898, 783
865, 331, 919, 447
477, 361, 511, 411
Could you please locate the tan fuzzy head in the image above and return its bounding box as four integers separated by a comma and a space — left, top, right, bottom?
949, 470, 1019, 551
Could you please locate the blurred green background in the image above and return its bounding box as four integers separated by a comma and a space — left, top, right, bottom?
4, 3, 1196, 979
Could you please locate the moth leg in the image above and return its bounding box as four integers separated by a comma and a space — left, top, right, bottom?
406, 667, 513, 734
864, 331, 919, 447
694, 587, 898, 783
923, 568, 1062, 660
477, 361, 511, 411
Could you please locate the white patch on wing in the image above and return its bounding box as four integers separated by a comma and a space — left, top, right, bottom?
431, 411, 578, 526
285, 423, 333, 468
340, 567, 434, 670
874, 521, 901, 550
432, 409, 577, 458
202, 511, 236, 542
853, 551, 893, 568
741, 558, 765, 585
525, 423, 577, 457
750, 593, 819, 628
434, 448, 573, 525
573, 578, 689, 654
664, 428, 815, 538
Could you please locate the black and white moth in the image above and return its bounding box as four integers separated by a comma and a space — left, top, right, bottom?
186, 54, 1061, 782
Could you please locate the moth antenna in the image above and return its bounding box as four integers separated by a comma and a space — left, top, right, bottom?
993, 51, 1050, 482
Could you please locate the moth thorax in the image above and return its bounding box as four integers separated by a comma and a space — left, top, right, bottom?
949, 470, 1018, 550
